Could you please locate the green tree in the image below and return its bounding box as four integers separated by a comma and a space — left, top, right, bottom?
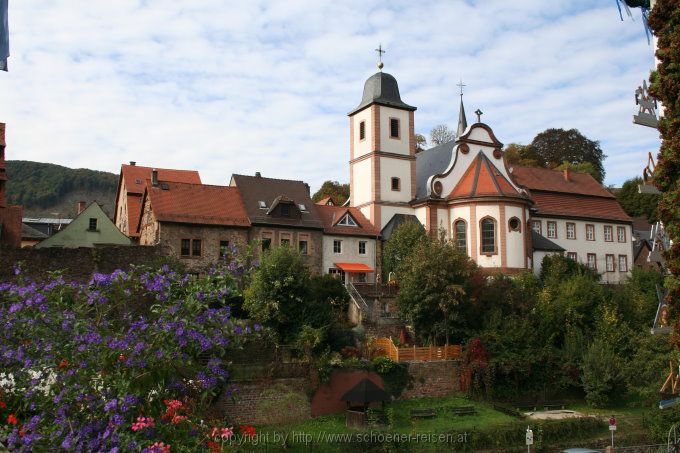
382, 219, 426, 280
581, 338, 625, 407
504, 143, 545, 168
312, 180, 349, 205
396, 234, 476, 344
415, 133, 427, 152
430, 124, 456, 146
530, 128, 607, 183
615, 177, 660, 223
554, 161, 600, 182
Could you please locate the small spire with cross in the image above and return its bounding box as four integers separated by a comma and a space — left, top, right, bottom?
456, 79, 466, 97
474, 109, 483, 123
375, 44, 386, 71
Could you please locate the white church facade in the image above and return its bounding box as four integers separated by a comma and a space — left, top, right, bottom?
347, 69, 634, 283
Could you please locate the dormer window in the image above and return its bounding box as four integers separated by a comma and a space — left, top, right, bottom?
281, 204, 291, 217
258, 201, 267, 209
337, 213, 358, 227
298, 203, 307, 212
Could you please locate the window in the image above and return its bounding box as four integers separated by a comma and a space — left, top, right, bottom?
617, 226, 626, 243
359, 241, 366, 255
258, 200, 267, 209
586, 224, 595, 241
604, 225, 613, 242
298, 203, 307, 212
587, 253, 597, 270
567, 252, 577, 261
480, 218, 496, 254
280, 204, 291, 217
191, 239, 202, 257
299, 239, 308, 255
391, 177, 400, 191
281, 238, 290, 246
261, 232, 272, 251
359, 121, 366, 141
329, 268, 345, 281
508, 217, 521, 232
181, 239, 190, 256
531, 220, 541, 235
618, 255, 628, 272
88, 218, 98, 231
390, 118, 400, 138
333, 240, 342, 254
566, 222, 576, 240
547, 221, 557, 239
219, 240, 230, 258
606, 254, 615, 272
338, 214, 358, 227
454, 220, 467, 251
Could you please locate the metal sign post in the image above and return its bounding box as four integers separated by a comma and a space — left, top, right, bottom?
526, 426, 534, 453
609, 416, 617, 449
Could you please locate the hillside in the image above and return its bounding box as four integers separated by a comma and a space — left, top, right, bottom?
5, 160, 118, 218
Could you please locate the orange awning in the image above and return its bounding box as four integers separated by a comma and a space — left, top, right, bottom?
334, 262, 374, 273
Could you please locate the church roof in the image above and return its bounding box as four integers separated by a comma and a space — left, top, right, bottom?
448, 152, 524, 200
142, 182, 250, 228
415, 140, 456, 199
531, 230, 565, 252
315, 204, 380, 237
380, 214, 422, 240
348, 72, 416, 115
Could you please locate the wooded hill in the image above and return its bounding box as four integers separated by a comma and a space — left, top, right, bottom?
5, 160, 118, 218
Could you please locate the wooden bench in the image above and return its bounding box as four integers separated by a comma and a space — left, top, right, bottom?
451, 405, 477, 416
542, 402, 566, 410
410, 408, 436, 419
513, 402, 537, 411
493, 403, 525, 419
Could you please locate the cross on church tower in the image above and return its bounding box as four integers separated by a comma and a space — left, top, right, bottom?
475, 109, 483, 122
456, 79, 466, 97
375, 44, 386, 70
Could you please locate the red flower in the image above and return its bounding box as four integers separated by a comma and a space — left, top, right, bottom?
118, 354, 126, 362
0, 401, 6, 409
58, 359, 69, 368
7, 414, 17, 425
18, 427, 26, 438
239, 424, 256, 438
207, 440, 221, 453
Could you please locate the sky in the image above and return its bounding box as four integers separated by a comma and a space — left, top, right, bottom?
0, 0, 661, 192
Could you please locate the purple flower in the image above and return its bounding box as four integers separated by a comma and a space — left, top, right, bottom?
104, 399, 118, 412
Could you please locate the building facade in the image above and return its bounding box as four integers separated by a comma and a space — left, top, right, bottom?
0, 123, 22, 248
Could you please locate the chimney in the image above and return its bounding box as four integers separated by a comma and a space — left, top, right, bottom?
563, 167, 570, 182
304, 183, 310, 195
255, 172, 261, 177
77, 201, 87, 214
129, 161, 136, 166
151, 169, 159, 187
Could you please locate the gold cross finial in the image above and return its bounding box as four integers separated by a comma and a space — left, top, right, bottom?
456, 79, 466, 97
375, 44, 386, 70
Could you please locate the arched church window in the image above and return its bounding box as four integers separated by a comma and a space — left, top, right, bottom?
454, 220, 467, 252
480, 217, 496, 254
508, 217, 521, 232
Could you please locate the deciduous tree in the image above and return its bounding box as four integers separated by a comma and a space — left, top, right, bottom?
429, 124, 456, 146
312, 180, 349, 205
530, 128, 606, 183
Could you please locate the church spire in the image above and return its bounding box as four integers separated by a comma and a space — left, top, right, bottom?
456, 79, 467, 137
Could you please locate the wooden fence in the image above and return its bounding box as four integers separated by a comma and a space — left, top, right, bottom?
373, 337, 462, 362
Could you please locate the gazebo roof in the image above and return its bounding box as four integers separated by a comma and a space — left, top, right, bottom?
340, 378, 390, 403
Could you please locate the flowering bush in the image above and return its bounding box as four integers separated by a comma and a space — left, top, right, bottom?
0, 253, 260, 452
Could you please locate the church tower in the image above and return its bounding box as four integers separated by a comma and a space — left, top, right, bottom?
348, 62, 417, 230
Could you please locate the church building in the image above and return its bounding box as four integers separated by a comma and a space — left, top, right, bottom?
347, 67, 634, 282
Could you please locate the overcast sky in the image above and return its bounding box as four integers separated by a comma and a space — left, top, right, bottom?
0, 1, 660, 191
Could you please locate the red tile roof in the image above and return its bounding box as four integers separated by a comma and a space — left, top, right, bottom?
315, 205, 380, 237
448, 153, 526, 200
511, 166, 614, 198
127, 195, 142, 238
143, 182, 250, 227
529, 191, 631, 222
121, 164, 201, 195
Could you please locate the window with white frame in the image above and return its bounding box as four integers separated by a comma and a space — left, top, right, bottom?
617, 226, 626, 243
606, 254, 615, 272
566, 222, 576, 240
531, 220, 541, 234
567, 252, 577, 261
586, 224, 595, 241
618, 255, 628, 272
333, 240, 342, 254
454, 220, 467, 251
337, 214, 357, 227
547, 221, 557, 239
604, 225, 613, 242
481, 218, 496, 254
587, 253, 597, 270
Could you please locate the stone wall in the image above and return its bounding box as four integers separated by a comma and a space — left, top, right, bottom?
215, 378, 311, 425
0, 205, 22, 248
402, 360, 462, 398
248, 226, 323, 274
0, 245, 166, 282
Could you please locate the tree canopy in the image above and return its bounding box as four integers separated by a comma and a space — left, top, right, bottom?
312, 180, 349, 205
381, 219, 426, 281
530, 128, 607, 183
615, 177, 660, 223
429, 124, 456, 146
